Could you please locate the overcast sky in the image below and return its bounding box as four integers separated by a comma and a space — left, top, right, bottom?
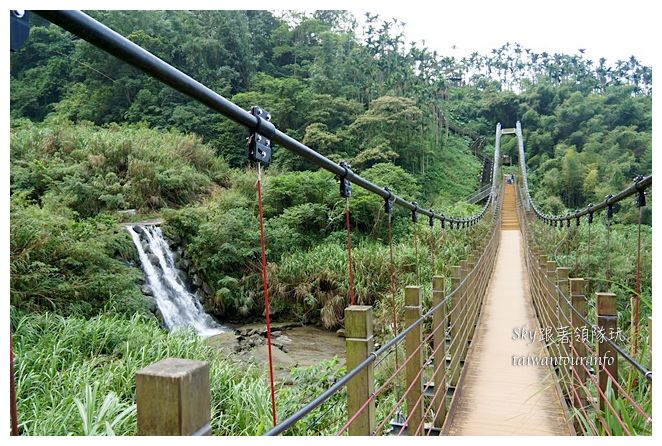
347, 0, 655, 66
268, 0, 656, 66
17, 0, 656, 66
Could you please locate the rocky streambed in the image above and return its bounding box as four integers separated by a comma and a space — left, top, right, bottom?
207, 322, 346, 383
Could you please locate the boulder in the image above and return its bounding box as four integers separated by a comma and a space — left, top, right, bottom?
141, 284, 153, 296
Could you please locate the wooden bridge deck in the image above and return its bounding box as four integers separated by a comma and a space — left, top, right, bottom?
444, 185, 572, 435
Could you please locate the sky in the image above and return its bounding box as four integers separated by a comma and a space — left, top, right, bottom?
275, 0, 656, 67
348, 0, 656, 66
11, 0, 656, 66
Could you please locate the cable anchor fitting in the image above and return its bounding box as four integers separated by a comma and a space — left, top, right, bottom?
587, 204, 594, 224
384, 187, 394, 215
338, 161, 352, 198
605, 194, 614, 222
634, 176, 646, 208
248, 106, 274, 165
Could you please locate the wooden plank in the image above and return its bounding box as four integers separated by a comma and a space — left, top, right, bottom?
444, 231, 571, 436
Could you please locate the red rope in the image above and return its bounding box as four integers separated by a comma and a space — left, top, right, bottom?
633, 207, 642, 354
256, 165, 277, 427
430, 224, 436, 276
387, 214, 401, 406
345, 199, 355, 306
413, 223, 420, 284
10, 332, 19, 436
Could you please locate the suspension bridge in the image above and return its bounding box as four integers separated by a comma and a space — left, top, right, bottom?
10, 11, 653, 437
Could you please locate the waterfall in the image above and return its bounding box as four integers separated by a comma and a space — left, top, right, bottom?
126, 225, 226, 337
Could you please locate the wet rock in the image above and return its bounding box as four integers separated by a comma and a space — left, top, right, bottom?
141, 284, 153, 296
144, 296, 157, 312
192, 274, 202, 287
206, 332, 240, 354
271, 330, 282, 338
147, 253, 159, 265
336, 328, 345, 338
133, 225, 146, 236
201, 282, 212, 296
118, 209, 137, 218
155, 308, 165, 327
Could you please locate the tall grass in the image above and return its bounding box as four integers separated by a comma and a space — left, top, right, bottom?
12, 310, 345, 436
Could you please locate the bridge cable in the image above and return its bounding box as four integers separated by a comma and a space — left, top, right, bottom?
385, 191, 402, 420
633, 182, 646, 355
429, 212, 436, 276
605, 198, 613, 291
345, 199, 355, 305
255, 163, 278, 427
339, 161, 355, 306
586, 207, 593, 293
10, 332, 19, 436
412, 203, 421, 285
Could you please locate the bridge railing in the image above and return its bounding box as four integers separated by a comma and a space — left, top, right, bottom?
265, 185, 502, 435
17, 10, 508, 437
512, 123, 653, 436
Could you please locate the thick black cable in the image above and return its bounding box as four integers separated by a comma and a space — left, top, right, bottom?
34, 10, 493, 227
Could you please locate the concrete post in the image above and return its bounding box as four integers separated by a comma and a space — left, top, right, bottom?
570, 278, 587, 409
449, 266, 462, 387
345, 305, 375, 435
596, 292, 618, 411
404, 286, 423, 435
432, 276, 446, 428
136, 358, 211, 435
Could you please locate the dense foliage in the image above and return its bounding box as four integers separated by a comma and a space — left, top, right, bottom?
9, 9, 651, 436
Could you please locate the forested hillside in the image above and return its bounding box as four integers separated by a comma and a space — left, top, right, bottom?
9, 10, 652, 435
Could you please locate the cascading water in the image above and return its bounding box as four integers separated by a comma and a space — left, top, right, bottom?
126, 224, 226, 337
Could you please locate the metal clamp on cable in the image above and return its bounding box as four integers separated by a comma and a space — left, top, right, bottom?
428, 210, 434, 227
440, 215, 445, 229
606, 194, 614, 222
10, 10, 30, 52
587, 204, 594, 224
384, 187, 394, 214
411, 202, 418, 223
634, 176, 646, 207
248, 106, 274, 165
338, 161, 352, 198
575, 210, 580, 226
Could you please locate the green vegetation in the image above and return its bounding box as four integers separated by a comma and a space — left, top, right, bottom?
10, 10, 650, 436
